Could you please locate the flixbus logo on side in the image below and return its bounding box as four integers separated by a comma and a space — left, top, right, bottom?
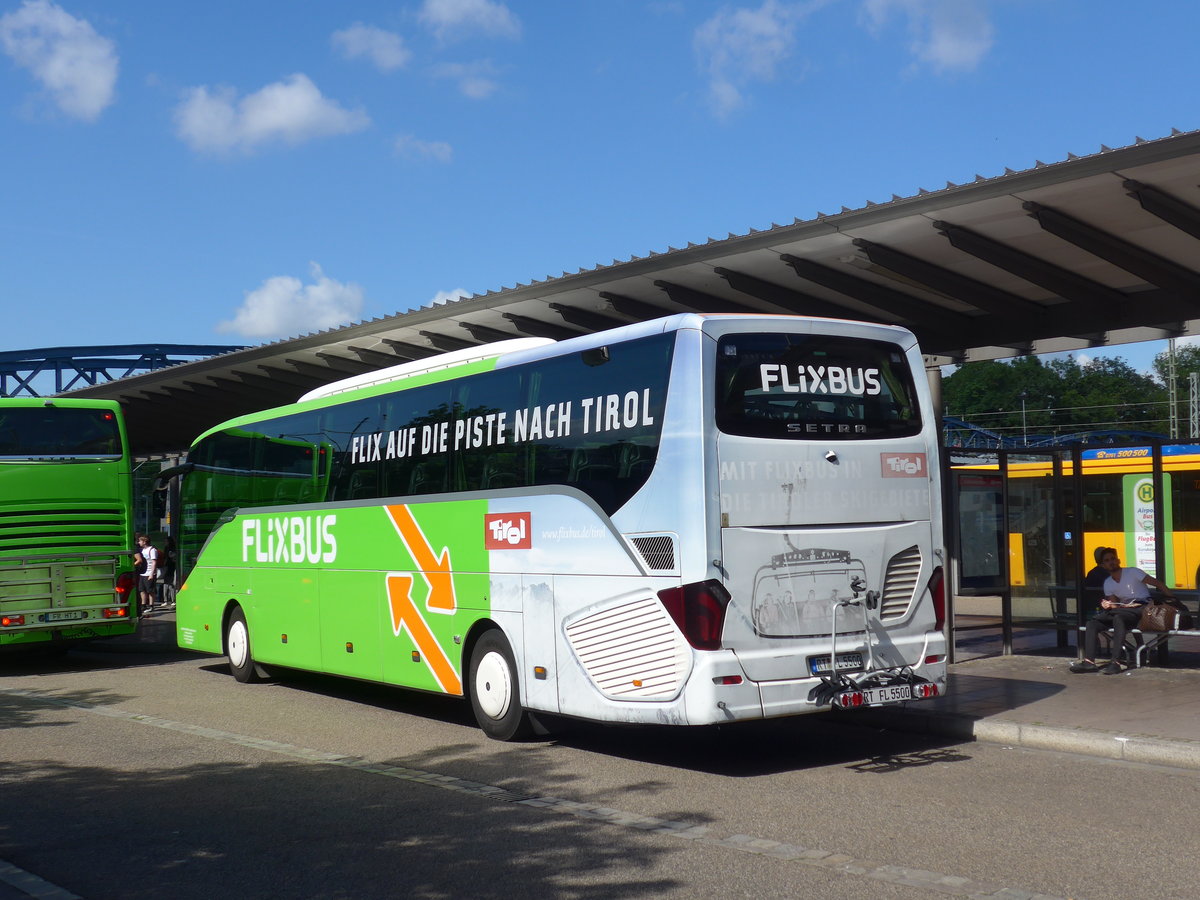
241, 514, 337, 563
485, 512, 531, 549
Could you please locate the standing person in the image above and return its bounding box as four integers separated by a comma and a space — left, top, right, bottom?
159, 536, 177, 609
136, 534, 158, 615
131, 533, 147, 582
1071, 548, 1177, 674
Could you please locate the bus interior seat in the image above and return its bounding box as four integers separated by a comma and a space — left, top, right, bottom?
618, 442, 655, 479
481, 454, 519, 489
348, 470, 378, 499
531, 446, 571, 485
570, 446, 619, 482
273, 479, 301, 503
409, 460, 445, 494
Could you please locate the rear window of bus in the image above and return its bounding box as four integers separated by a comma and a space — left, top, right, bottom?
714, 333, 921, 440
0, 407, 122, 458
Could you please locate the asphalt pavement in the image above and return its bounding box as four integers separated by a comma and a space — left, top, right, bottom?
4, 609, 1200, 899
135, 605, 1200, 770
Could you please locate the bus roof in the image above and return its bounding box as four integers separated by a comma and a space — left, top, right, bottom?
188, 313, 919, 446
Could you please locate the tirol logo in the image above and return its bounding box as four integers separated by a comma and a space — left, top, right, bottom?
881, 452, 926, 477
485, 512, 531, 549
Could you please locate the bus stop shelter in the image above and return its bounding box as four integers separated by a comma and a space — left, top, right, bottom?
949, 440, 1200, 660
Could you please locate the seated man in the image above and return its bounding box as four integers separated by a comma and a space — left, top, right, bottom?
1071, 547, 1178, 674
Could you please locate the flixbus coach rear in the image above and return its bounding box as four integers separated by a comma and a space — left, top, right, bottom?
173, 314, 944, 738
697, 317, 945, 717
0, 398, 138, 649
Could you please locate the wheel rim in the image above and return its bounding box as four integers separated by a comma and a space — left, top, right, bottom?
228, 619, 249, 669
474, 650, 512, 720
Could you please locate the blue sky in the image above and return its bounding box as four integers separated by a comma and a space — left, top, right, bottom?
1, 0, 1196, 376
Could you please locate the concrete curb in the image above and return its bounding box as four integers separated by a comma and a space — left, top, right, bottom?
858, 707, 1200, 771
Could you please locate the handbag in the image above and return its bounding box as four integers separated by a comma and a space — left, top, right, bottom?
1138, 600, 1186, 632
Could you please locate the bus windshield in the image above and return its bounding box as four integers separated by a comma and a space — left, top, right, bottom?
714, 333, 921, 440
0, 406, 124, 459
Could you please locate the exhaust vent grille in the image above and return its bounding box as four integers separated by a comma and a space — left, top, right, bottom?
564, 596, 690, 700
629, 534, 676, 571
880, 545, 921, 619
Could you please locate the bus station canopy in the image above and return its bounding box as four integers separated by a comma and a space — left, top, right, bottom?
68, 129, 1200, 455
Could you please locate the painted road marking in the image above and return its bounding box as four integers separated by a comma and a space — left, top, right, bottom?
1, 687, 1067, 900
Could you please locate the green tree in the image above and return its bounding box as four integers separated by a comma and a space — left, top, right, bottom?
943, 354, 1167, 440
1053, 357, 1165, 433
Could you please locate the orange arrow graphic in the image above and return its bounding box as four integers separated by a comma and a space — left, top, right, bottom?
385, 504, 456, 612
386, 574, 463, 695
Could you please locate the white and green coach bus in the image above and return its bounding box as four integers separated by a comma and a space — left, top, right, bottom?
175, 314, 946, 739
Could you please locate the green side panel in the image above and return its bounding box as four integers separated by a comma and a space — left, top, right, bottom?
177, 498, 491, 694
248, 566, 321, 671
319, 567, 384, 681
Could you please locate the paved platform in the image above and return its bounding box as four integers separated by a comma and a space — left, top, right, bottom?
862, 627, 1200, 770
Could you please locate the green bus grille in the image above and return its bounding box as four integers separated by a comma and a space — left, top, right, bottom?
0, 504, 131, 556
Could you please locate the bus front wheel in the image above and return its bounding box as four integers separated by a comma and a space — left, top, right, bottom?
468, 629, 531, 741
226, 606, 262, 684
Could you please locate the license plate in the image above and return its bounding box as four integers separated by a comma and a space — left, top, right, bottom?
809, 652, 863, 675
861, 684, 911, 705
46, 611, 86, 623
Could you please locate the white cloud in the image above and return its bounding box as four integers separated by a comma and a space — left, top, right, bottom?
174, 73, 370, 154
332, 22, 410, 71
694, 0, 819, 119
217, 264, 365, 339
861, 0, 994, 73
427, 288, 469, 307
394, 134, 453, 163
418, 0, 521, 42
431, 60, 501, 99
0, 0, 117, 121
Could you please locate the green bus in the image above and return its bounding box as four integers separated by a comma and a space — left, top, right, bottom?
0, 398, 139, 649
176, 315, 946, 740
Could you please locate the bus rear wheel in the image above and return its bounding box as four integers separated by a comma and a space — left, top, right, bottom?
226, 606, 262, 684
468, 629, 531, 741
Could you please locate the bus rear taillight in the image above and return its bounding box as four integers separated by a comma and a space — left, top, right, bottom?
928, 566, 945, 631
115, 572, 136, 602
657, 580, 731, 651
